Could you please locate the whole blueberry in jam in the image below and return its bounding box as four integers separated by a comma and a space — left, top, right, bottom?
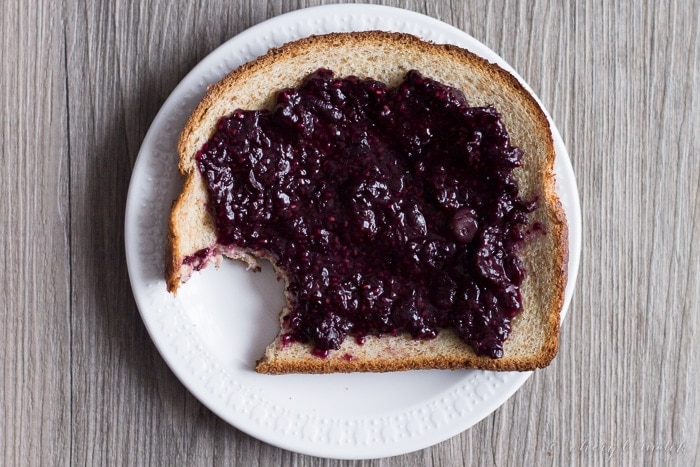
196, 69, 536, 358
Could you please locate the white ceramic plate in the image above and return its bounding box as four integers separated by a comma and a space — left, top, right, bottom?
125, 4, 581, 460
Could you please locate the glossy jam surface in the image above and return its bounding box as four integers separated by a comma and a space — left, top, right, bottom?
197, 69, 536, 358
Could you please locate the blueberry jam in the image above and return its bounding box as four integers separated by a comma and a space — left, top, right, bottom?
197, 69, 536, 358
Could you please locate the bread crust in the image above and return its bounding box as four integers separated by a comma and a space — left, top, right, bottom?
166, 31, 568, 373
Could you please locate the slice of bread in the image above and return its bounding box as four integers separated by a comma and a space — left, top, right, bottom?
166, 31, 568, 373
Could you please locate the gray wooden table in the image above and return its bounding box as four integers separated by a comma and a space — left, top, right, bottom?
2, 1, 698, 465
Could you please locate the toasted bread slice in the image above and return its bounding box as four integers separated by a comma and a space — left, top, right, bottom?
166, 31, 568, 373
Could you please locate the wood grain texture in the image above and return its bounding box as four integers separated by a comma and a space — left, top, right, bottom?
0, 2, 71, 465
1, 0, 698, 465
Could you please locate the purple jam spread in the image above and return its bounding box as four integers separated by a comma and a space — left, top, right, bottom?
196, 69, 536, 358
